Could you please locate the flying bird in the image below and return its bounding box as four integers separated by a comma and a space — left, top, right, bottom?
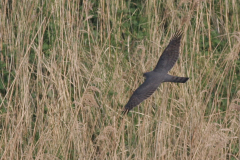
123, 30, 189, 115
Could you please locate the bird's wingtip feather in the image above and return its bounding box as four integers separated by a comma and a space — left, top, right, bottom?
171, 30, 183, 41
122, 108, 129, 115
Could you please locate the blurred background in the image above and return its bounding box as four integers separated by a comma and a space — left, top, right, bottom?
0, 0, 240, 159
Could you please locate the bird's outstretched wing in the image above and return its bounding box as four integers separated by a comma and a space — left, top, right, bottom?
154, 30, 183, 73
122, 77, 161, 115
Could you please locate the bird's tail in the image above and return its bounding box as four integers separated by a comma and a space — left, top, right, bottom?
165, 75, 189, 83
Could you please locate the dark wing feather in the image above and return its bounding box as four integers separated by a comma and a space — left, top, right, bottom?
122, 78, 161, 115
154, 30, 183, 73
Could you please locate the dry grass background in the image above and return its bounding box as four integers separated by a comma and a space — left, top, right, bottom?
0, 0, 240, 159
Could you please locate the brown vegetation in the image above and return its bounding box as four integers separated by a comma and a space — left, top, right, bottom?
0, 0, 240, 159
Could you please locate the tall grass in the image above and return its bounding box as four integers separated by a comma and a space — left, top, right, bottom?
0, 0, 240, 159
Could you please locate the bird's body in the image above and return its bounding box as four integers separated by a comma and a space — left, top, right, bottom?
123, 30, 189, 115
